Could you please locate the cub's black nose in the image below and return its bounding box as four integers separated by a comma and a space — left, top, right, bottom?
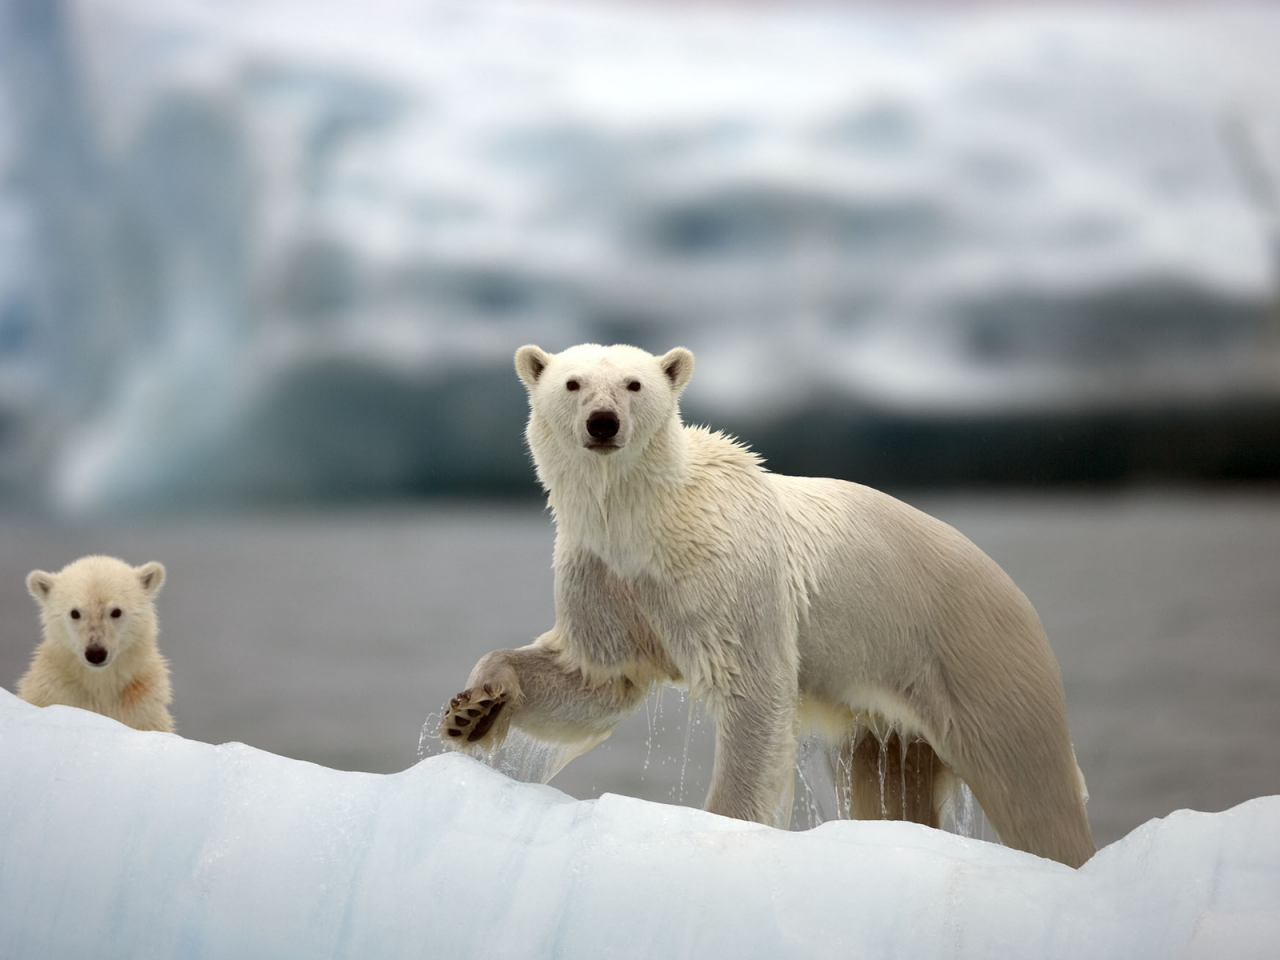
587, 412, 619, 439
85, 644, 108, 665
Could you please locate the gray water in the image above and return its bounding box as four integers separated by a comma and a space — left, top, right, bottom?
2, 491, 1278, 849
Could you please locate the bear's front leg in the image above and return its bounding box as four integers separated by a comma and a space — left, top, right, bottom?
703, 686, 799, 827
440, 650, 521, 746
440, 640, 649, 751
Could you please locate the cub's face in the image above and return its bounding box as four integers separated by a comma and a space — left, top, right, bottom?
514, 344, 694, 460
26, 558, 165, 670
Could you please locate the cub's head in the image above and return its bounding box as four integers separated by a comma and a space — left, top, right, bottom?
514, 343, 694, 467
26, 556, 165, 670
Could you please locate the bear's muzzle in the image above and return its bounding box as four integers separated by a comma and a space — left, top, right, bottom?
585, 411, 621, 452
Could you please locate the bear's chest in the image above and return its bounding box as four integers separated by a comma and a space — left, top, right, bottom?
556, 549, 685, 674
564, 510, 669, 582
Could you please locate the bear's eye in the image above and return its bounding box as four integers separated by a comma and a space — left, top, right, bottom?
110, 608, 122, 619
566, 380, 580, 392
626, 381, 641, 392
70, 609, 81, 620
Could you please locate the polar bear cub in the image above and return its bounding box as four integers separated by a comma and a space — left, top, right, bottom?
442, 343, 1095, 867
20, 555, 174, 733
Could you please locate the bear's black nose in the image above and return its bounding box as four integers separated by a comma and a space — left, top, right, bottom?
587, 412, 620, 440
85, 644, 108, 665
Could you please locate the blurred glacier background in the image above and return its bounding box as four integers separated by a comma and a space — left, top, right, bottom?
2, 0, 1280, 848
2, 0, 1279, 510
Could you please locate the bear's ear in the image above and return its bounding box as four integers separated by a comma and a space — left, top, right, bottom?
514, 345, 552, 390
136, 562, 166, 597
659, 347, 695, 392
26, 570, 55, 603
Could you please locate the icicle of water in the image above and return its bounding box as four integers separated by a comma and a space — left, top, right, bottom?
418, 710, 571, 784
830, 739, 851, 821
676, 690, 694, 804
788, 727, 996, 842
794, 735, 829, 830
642, 691, 655, 773
793, 778, 813, 830
484, 727, 582, 785
898, 734, 908, 822
429, 691, 994, 842
417, 712, 441, 760
877, 732, 889, 819
946, 782, 979, 838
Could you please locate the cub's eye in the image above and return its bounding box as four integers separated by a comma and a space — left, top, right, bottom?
627, 381, 641, 392
70, 609, 81, 620
110, 608, 123, 619
566, 380, 580, 392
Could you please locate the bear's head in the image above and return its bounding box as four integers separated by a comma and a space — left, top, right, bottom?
514, 343, 694, 474
26, 556, 165, 671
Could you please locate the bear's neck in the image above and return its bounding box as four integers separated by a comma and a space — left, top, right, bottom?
537, 417, 690, 561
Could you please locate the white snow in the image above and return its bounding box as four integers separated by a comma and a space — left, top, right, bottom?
1, 687, 1277, 958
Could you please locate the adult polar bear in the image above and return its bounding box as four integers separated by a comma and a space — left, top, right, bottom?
442, 343, 1095, 867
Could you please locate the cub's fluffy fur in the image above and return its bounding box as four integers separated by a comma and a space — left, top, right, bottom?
20, 555, 174, 733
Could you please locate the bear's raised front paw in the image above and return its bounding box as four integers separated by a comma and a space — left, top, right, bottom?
441, 683, 509, 745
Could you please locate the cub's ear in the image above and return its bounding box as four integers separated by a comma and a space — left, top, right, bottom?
659, 347, 695, 393
26, 570, 55, 603
514, 345, 552, 390
136, 562, 166, 597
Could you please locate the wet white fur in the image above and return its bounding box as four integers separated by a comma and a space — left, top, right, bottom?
20, 555, 174, 733
451, 343, 1095, 867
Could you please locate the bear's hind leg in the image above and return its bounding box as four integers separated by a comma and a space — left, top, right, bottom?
952, 747, 1095, 868
837, 729, 947, 828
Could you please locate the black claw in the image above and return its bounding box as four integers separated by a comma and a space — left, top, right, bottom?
446, 728, 462, 738
454, 716, 470, 727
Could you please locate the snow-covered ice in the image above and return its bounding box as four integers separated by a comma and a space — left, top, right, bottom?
1, 687, 1277, 959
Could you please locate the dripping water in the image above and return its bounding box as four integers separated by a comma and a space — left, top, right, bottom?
425, 695, 990, 841
947, 781, 978, 838
943, 782, 992, 842
484, 727, 583, 785
794, 735, 837, 829
675, 689, 695, 804
789, 725, 992, 842
641, 685, 659, 774
420, 709, 583, 785
417, 712, 440, 760
878, 734, 891, 818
